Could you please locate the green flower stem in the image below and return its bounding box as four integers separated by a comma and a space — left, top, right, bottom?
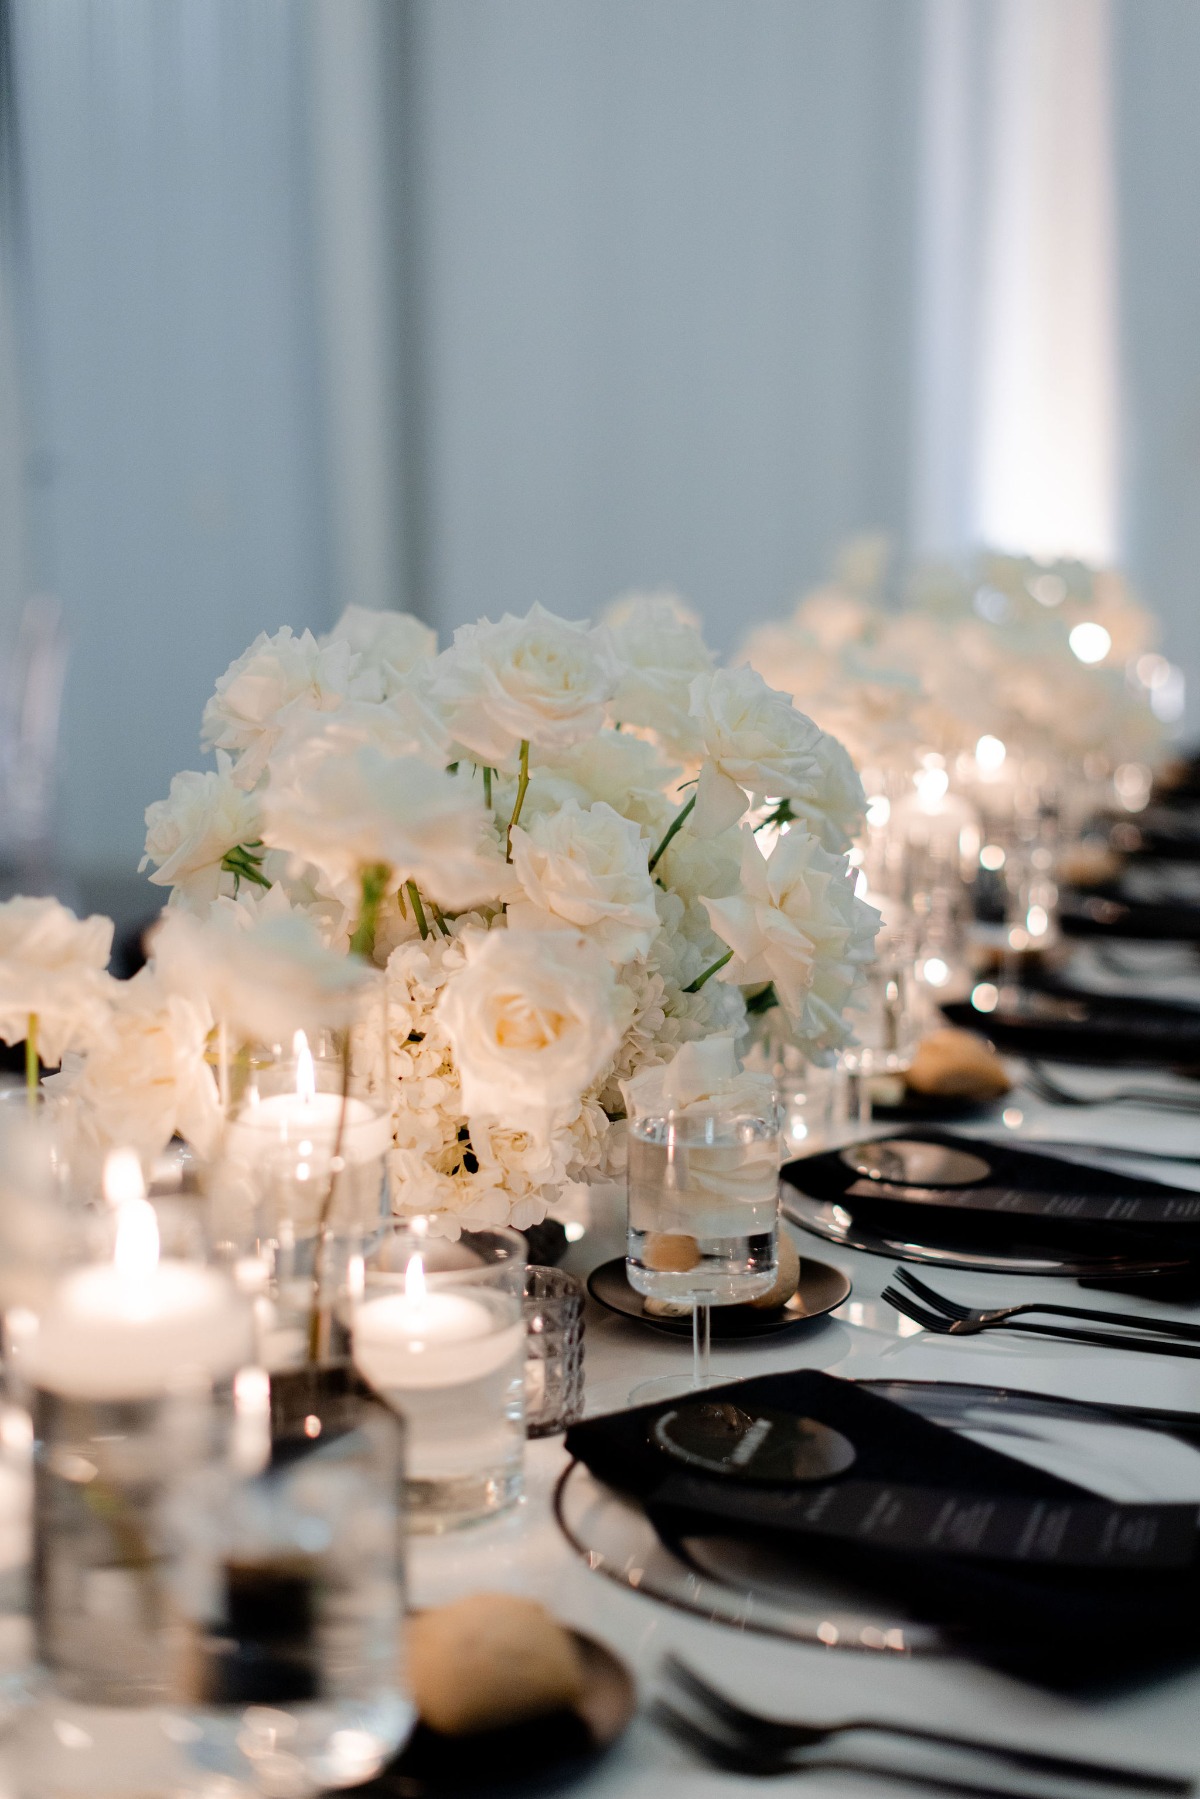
349, 862, 392, 961
308, 1037, 352, 1365
430, 900, 449, 936
25, 1013, 37, 1104
482, 766, 493, 809
406, 880, 431, 941
648, 792, 697, 874
684, 948, 734, 993
505, 739, 531, 862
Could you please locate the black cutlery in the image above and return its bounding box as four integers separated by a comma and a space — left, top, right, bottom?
651, 1697, 1071, 1797
889, 1264, 1200, 1342
883, 1281, 1200, 1358
661, 1657, 1191, 1795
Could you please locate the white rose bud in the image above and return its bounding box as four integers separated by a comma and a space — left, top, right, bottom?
0, 896, 115, 1067
140, 753, 263, 906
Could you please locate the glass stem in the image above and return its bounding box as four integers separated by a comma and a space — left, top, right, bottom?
692, 1302, 711, 1388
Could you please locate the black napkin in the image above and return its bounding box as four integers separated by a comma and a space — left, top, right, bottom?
565, 1371, 1200, 1687
785, 1129, 1200, 1278
941, 985, 1200, 1064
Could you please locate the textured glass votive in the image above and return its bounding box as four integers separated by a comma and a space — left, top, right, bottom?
350, 1226, 526, 1533
523, 1267, 584, 1438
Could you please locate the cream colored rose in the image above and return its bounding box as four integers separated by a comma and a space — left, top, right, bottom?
321, 605, 437, 699
505, 800, 660, 964
59, 969, 221, 1160
689, 666, 866, 851
0, 896, 115, 1067
702, 827, 880, 1052
202, 627, 364, 788
540, 730, 678, 837
430, 604, 617, 769
437, 927, 634, 1130
140, 753, 263, 905
605, 592, 713, 757
261, 714, 501, 908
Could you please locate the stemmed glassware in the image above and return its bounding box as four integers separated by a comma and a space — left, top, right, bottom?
624, 1042, 782, 1403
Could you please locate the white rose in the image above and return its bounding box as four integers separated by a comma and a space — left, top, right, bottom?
701, 826, 880, 1051
140, 753, 264, 906
201, 627, 364, 788
59, 970, 221, 1160
0, 896, 115, 1067
605, 592, 713, 757
505, 800, 661, 964
261, 714, 501, 908
542, 730, 679, 837
430, 603, 617, 769
689, 666, 866, 851
321, 605, 436, 699
152, 889, 376, 1044
437, 927, 634, 1132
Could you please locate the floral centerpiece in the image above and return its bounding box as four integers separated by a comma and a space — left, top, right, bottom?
2, 599, 881, 1236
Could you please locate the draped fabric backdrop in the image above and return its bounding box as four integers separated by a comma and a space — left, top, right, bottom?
1, 0, 1199, 877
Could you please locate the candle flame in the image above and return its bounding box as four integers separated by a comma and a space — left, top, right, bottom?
113, 1195, 160, 1282
103, 1147, 146, 1210
294, 1030, 316, 1106
404, 1252, 426, 1304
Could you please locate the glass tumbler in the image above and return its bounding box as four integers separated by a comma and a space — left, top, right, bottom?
523, 1268, 585, 1437
626, 1076, 781, 1398
349, 1225, 526, 1532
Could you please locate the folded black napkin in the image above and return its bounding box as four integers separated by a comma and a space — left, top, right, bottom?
1059, 887, 1200, 943
785, 1129, 1200, 1278
941, 985, 1200, 1064
565, 1370, 1200, 1687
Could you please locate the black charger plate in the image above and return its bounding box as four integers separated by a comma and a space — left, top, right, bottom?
941, 984, 1200, 1065
587, 1254, 850, 1338
353, 1631, 634, 1797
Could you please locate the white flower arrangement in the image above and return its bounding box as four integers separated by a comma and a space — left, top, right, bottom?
1, 599, 880, 1233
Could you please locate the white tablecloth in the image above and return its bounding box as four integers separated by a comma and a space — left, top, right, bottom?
412, 1055, 1200, 1794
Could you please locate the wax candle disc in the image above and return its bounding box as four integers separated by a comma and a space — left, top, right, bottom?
651, 1402, 856, 1484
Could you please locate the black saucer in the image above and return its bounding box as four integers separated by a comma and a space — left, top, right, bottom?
358, 1631, 635, 1796
586, 1254, 850, 1338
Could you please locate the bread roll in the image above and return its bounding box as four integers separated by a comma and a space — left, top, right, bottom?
408, 1593, 585, 1735
905, 1028, 1011, 1100
643, 1296, 694, 1319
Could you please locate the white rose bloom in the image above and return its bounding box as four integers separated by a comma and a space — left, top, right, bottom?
505, 800, 661, 964
59, 969, 221, 1160
152, 890, 375, 1045
0, 896, 115, 1066
201, 627, 363, 788
321, 605, 436, 699
140, 753, 263, 906
605, 592, 713, 757
702, 827, 881, 1052
689, 666, 866, 851
542, 730, 679, 837
430, 603, 617, 769
437, 927, 634, 1133
261, 713, 500, 908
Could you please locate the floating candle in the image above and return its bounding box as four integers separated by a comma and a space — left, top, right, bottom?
26, 1150, 252, 1401
226, 1032, 390, 1165
353, 1254, 524, 1392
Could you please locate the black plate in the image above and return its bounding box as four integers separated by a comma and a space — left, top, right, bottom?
357, 1631, 634, 1797
871, 1088, 1004, 1124
587, 1254, 850, 1338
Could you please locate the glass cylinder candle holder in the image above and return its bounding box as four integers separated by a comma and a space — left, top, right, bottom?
348, 1224, 526, 1533
523, 1267, 585, 1438
625, 1038, 781, 1396
167, 1366, 412, 1794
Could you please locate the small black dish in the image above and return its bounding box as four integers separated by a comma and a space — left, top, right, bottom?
587, 1255, 850, 1339
871, 1087, 1004, 1124
356, 1631, 634, 1798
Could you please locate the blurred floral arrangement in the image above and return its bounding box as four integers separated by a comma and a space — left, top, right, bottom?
0, 598, 880, 1234
742, 536, 1175, 786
